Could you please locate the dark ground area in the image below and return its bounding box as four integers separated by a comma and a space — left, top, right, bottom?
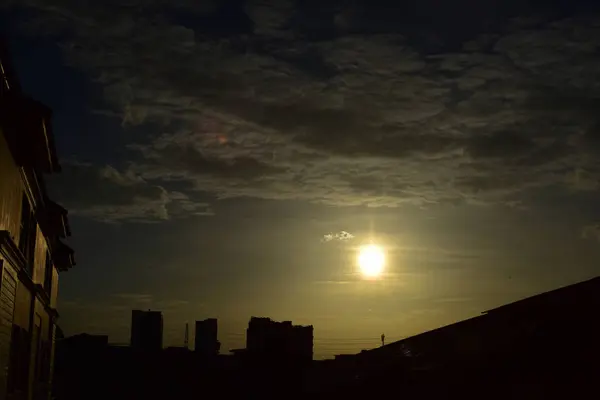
53, 344, 598, 400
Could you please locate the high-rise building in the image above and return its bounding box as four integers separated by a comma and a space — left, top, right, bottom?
195, 318, 219, 355
246, 317, 313, 363
0, 40, 75, 400
131, 310, 163, 351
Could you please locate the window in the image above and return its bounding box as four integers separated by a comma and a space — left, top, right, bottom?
44, 250, 53, 295
18, 194, 36, 274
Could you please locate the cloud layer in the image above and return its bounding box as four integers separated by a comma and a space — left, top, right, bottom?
49, 161, 213, 222
7, 1, 600, 221
322, 231, 354, 242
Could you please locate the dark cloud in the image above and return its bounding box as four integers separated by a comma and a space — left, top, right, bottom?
466, 131, 534, 160
7, 0, 600, 216
132, 139, 283, 181
49, 162, 213, 222
111, 293, 152, 303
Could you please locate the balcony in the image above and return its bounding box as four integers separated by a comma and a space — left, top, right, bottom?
40, 199, 71, 239
0, 94, 61, 174
53, 239, 75, 272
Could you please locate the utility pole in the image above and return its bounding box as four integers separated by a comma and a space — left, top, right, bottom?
381, 333, 385, 347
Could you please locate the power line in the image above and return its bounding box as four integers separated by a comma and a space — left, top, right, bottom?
220, 332, 400, 341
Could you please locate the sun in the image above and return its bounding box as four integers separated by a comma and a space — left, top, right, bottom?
357, 244, 385, 278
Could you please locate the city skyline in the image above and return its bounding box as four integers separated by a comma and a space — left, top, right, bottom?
2, 0, 600, 359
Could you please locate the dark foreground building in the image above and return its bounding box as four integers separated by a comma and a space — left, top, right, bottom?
314, 276, 600, 399
130, 310, 163, 351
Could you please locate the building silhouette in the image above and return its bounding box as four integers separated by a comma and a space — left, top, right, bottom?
58, 333, 109, 355
0, 40, 75, 400
246, 317, 313, 363
131, 310, 163, 351
195, 318, 220, 355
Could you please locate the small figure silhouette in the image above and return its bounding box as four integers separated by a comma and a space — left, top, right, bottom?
381, 333, 385, 346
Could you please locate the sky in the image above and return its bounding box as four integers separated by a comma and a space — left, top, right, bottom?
2, 0, 600, 359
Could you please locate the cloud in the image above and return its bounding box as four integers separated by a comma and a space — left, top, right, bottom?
8, 2, 600, 211
581, 224, 600, 242
322, 231, 355, 243
106, 294, 190, 310
312, 280, 353, 285
429, 297, 473, 304
407, 308, 446, 317
154, 299, 190, 309
109, 295, 190, 310
128, 131, 285, 181
48, 161, 213, 223
111, 293, 153, 303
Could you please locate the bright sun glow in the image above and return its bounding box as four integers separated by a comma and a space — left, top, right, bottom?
357, 244, 385, 278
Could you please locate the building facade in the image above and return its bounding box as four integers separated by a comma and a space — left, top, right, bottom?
0, 43, 75, 400
130, 310, 163, 351
194, 318, 219, 355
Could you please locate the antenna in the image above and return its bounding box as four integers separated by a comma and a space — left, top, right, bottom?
184, 322, 189, 349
